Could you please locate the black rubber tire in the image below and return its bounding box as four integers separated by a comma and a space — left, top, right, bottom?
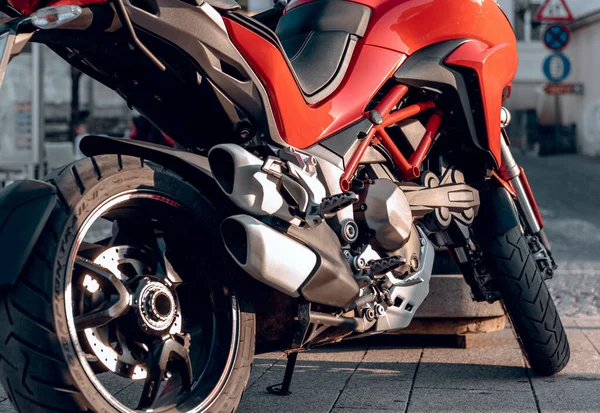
483, 225, 570, 376
0, 155, 255, 413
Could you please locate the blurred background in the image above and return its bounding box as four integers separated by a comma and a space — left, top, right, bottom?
2, 0, 600, 184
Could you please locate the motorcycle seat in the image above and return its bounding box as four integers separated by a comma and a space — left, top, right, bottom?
275, 0, 371, 102
204, 0, 240, 11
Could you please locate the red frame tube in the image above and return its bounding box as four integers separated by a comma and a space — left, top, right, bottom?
339, 85, 441, 190
375, 84, 410, 115
492, 171, 517, 198
408, 110, 443, 167
377, 129, 415, 175
518, 167, 544, 228
340, 128, 377, 191
382, 101, 436, 128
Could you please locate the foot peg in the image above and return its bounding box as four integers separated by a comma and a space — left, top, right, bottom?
314, 192, 359, 218
267, 352, 299, 396
306, 192, 359, 227
369, 255, 406, 276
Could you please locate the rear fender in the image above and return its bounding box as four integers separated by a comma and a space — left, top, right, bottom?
0, 180, 57, 288
79, 135, 232, 210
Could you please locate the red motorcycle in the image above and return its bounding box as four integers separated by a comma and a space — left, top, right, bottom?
0, 0, 569, 411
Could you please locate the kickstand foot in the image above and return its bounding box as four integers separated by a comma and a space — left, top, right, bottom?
266, 352, 298, 396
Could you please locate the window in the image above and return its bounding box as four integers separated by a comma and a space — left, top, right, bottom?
514, 0, 543, 42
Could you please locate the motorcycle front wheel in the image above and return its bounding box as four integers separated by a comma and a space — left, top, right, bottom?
473, 187, 570, 376
0, 155, 255, 412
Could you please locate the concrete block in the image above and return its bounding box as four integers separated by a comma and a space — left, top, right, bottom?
416, 275, 505, 318
395, 316, 506, 337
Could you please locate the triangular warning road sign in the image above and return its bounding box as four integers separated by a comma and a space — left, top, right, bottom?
536, 0, 574, 22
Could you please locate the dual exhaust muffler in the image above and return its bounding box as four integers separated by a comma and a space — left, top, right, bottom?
209, 144, 359, 308
220, 215, 316, 297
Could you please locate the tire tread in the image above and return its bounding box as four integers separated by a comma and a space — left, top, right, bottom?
485, 226, 570, 375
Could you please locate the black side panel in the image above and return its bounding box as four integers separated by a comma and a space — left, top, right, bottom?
0, 180, 57, 288
204, 0, 240, 11
39, 0, 286, 148
126, 0, 267, 130
274, 0, 371, 102
319, 118, 372, 159
394, 40, 492, 160
276, 0, 371, 38
286, 31, 350, 96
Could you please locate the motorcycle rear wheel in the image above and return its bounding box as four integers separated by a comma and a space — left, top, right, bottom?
0, 155, 255, 412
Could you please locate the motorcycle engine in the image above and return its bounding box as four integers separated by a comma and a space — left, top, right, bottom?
355, 179, 421, 275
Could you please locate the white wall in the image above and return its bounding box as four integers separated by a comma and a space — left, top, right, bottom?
562, 22, 600, 156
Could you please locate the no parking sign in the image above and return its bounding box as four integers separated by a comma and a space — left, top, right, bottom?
543, 25, 570, 52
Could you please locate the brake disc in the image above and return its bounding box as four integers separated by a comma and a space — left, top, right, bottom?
80, 246, 183, 380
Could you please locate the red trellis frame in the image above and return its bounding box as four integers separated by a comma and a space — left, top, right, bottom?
339, 84, 443, 191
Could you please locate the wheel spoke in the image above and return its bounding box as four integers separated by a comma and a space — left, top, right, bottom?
163, 251, 183, 287
137, 336, 193, 410
74, 256, 130, 331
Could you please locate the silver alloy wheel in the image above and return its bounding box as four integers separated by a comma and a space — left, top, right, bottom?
64, 191, 240, 412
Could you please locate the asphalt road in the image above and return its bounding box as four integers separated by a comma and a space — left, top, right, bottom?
517, 155, 600, 317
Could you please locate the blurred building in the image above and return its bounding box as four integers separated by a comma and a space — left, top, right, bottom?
2, 0, 600, 184
496, 0, 600, 155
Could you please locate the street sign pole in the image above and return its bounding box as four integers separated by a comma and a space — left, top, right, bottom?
537, 0, 575, 149
31, 43, 44, 179
554, 95, 560, 141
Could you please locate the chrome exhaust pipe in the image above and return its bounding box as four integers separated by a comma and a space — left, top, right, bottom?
208, 144, 292, 220
221, 215, 317, 297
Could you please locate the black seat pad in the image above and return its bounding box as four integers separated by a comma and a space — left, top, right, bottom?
275, 0, 371, 98
205, 0, 240, 11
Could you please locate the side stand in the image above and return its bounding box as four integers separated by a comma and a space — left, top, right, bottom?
266, 352, 299, 396
267, 302, 310, 396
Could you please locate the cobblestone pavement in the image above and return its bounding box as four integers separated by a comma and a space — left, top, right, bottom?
517, 155, 600, 317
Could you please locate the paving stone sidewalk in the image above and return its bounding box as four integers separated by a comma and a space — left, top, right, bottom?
3, 318, 594, 413
233, 318, 600, 413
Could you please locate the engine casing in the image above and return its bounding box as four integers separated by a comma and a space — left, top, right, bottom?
355, 179, 413, 251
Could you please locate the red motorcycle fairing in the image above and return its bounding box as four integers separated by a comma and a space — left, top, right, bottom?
228, 0, 517, 165
223, 16, 406, 150
445, 41, 518, 163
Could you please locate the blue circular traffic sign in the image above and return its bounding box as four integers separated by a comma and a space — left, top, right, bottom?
543, 53, 571, 83
543, 24, 571, 51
